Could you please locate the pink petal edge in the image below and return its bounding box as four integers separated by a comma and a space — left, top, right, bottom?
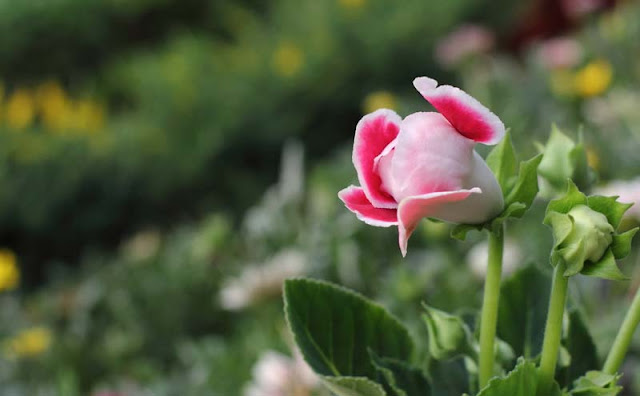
353, 109, 402, 209
397, 188, 481, 257
338, 186, 398, 227
413, 77, 505, 145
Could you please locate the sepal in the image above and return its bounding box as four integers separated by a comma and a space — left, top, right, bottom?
451, 134, 542, 241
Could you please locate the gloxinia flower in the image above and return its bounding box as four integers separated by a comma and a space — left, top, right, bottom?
339, 77, 505, 256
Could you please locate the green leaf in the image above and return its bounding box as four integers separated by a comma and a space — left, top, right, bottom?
322, 376, 388, 396
580, 250, 629, 281
284, 278, 413, 379
570, 371, 622, 395
611, 228, 638, 259
476, 359, 537, 396
450, 223, 483, 241
489, 202, 527, 232
477, 359, 566, 396
545, 181, 588, 221
427, 357, 471, 396
497, 265, 551, 360
369, 350, 431, 396
556, 310, 599, 388
486, 131, 517, 193
586, 195, 633, 230
504, 154, 543, 218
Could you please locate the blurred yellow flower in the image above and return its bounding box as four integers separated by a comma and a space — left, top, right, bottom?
586, 147, 600, 171
339, 0, 366, 10
4, 327, 52, 359
272, 42, 304, 78
0, 82, 4, 122
0, 249, 19, 291
362, 90, 397, 114
5, 89, 35, 129
574, 60, 613, 98
71, 99, 105, 133
549, 70, 575, 97
36, 81, 72, 131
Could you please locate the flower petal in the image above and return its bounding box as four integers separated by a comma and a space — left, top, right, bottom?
389, 112, 476, 203
413, 77, 505, 145
397, 188, 481, 256
339, 186, 398, 227
353, 109, 402, 208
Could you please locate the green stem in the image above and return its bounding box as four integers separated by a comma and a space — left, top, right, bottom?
478, 225, 504, 389
537, 262, 569, 396
602, 286, 640, 374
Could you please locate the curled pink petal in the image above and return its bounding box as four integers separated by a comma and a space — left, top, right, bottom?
413, 77, 505, 145
339, 186, 398, 227
353, 109, 402, 208
397, 188, 481, 256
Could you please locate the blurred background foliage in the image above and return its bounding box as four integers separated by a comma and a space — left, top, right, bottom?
1, 0, 640, 394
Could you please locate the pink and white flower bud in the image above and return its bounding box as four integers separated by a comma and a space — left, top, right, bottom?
535, 37, 583, 70
339, 77, 505, 256
435, 24, 495, 67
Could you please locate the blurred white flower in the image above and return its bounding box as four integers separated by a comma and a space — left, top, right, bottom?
244, 349, 318, 396
535, 37, 583, 69
279, 140, 305, 203
467, 239, 523, 279
219, 249, 307, 310
594, 178, 640, 221
435, 25, 494, 68
244, 140, 305, 239
584, 89, 640, 131
120, 229, 161, 261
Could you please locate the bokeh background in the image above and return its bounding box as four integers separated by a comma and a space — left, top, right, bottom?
1, 0, 640, 394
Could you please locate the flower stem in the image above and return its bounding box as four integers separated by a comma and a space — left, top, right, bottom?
537, 261, 569, 396
602, 286, 640, 374
478, 225, 504, 389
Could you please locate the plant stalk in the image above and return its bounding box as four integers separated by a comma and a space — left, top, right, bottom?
602, 286, 640, 374
478, 225, 504, 389
537, 261, 569, 396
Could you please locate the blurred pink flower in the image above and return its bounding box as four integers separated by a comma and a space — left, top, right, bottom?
244, 349, 318, 396
563, 0, 604, 19
535, 37, 583, 69
339, 77, 505, 256
435, 25, 494, 67
594, 178, 640, 221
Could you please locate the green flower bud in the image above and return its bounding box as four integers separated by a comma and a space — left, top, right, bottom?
566, 205, 613, 262
422, 305, 474, 360
537, 125, 593, 198
545, 181, 636, 279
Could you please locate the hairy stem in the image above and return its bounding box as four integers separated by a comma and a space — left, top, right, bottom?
537, 261, 568, 396
603, 286, 640, 374
478, 225, 504, 389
